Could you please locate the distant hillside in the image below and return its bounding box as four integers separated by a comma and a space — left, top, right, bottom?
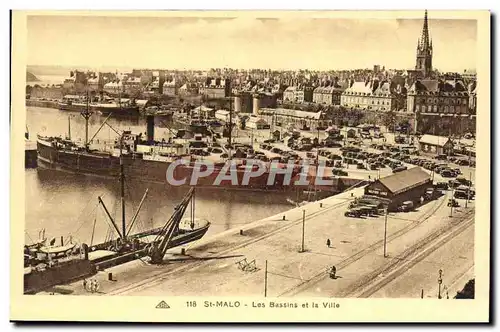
26, 71, 39, 82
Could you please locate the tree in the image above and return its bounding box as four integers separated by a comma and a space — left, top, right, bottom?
383, 110, 397, 131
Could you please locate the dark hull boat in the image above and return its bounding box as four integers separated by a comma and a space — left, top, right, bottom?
25, 126, 211, 294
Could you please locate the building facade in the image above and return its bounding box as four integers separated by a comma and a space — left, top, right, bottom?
312, 86, 344, 105
340, 80, 399, 111
200, 78, 231, 99
282, 86, 314, 103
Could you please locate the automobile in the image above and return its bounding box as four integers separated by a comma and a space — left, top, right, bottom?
456, 176, 472, 187
334, 161, 342, 168
447, 199, 460, 207
263, 139, 276, 143
345, 208, 362, 218
457, 159, 470, 166
374, 133, 384, 139
448, 156, 457, 163
435, 182, 449, 190
332, 168, 348, 176
454, 189, 473, 200
398, 201, 414, 212
440, 169, 455, 178
369, 163, 379, 170
357, 163, 366, 169
392, 166, 407, 173
358, 206, 377, 216
306, 152, 316, 159
424, 188, 439, 201
394, 136, 406, 144
453, 168, 462, 175
436, 154, 448, 160
448, 180, 461, 188
330, 154, 342, 160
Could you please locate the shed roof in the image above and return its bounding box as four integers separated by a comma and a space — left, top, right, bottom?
377, 167, 430, 195
419, 134, 450, 147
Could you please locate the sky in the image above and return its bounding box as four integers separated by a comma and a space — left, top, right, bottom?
26, 13, 477, 72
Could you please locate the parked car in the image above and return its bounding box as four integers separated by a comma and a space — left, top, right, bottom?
345, 208, 362, 218
457, 159, 470, 166
436, 154, 448, 160
435, 182, 449, 190
440, 169, 455, 178
398, 201, 414, 212
357, 163, 366, 169
424, 188, 439, 201
392, 166, 407, 173
447, 199, 460, 207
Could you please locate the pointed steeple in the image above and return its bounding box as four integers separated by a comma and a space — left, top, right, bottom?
420, 9, 430, 50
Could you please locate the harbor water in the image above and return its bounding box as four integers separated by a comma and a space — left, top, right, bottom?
25, 107, 293, 246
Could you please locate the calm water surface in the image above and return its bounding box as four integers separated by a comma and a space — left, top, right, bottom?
25, 107, 292, 245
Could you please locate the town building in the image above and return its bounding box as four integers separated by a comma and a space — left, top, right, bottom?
246, 116, 270, 130
418, 134, 453, 155
407, 79, 469, 115
178, 83, 199, 96
340, 80, 401, 111
364, 167, 432, 211
259, 108, 327, 131
312, 86, 344, 105
162, 77, 178, 97
201, 78, 231, 99
103, 81, 123, 95
122, 76, 142, 95
282, 86, 314, 103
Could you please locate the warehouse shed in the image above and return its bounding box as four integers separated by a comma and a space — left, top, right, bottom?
364, 167, 432, 211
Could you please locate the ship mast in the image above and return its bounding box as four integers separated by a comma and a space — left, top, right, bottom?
228, 92, 232, 160
80, 81, 92, 149
119, 123, 126, 240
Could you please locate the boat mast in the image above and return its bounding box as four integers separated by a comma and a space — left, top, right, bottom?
81, 81, 92, 149
120, 135, 126, 240
228, 92, 232, 160
67, 115, 71, 140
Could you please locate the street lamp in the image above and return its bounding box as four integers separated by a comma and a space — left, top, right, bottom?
438, 269, 443, 299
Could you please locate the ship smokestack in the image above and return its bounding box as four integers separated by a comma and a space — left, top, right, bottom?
253, 94, 260, 115
146, 115, 155, 144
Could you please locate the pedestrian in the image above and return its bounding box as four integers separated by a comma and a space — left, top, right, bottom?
90, 279, 96, 293
326, 239, 331, 248
94, 279, 100, 293
83, 279, 87, 292
330, 265, 337, 279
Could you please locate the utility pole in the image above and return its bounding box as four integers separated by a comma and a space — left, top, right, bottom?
465, 171, 472, 208
119, 136, 126, 240
300, 210, 306, 253
449, 186, 455, 218
383, 208, 388, 258
438, 269, 443, 299
264, 260, 268, 297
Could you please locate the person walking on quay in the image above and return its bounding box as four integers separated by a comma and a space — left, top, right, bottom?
90, 279, 96, 293
329, 265, 337, 279
83, 279, 88, 292
326, 239, 331, 248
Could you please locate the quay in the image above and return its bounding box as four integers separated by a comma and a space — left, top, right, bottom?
40, 183, 474, 298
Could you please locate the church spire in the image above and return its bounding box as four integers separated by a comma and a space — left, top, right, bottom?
420, 9, 430, 49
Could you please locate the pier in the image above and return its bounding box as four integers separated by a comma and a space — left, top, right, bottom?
39, 184, 474, 298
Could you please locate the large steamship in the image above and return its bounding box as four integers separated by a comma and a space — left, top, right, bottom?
37, 106, 308, 191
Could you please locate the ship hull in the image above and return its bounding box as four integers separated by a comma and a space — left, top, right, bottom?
58, 102, 140, 116
36, 139, 309, 192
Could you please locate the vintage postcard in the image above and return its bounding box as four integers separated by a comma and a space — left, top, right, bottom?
10, 10, 490, 323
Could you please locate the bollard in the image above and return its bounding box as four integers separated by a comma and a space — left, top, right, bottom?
181, 248, 186, 255
240, 229, 244, 236
282, 215, 286, 221
108, 272, 113, 281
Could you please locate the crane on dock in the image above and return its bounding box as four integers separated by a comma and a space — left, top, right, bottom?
148, 187, 196, 264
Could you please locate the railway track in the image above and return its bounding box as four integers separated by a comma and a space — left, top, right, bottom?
277, 194, 451, 297
107, 193, 356, 295
342, 209, 474, 298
